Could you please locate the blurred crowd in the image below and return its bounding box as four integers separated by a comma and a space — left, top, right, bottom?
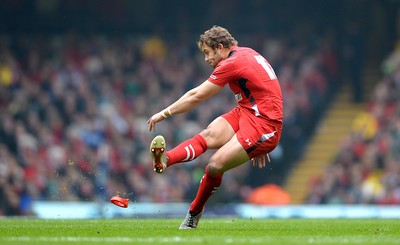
0, 29, 337, 215
306, 42, 400, 205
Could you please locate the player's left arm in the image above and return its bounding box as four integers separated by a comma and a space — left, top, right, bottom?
147, 80, 223, 131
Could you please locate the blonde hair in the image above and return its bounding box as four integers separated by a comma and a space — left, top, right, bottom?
197, 25, 238, 50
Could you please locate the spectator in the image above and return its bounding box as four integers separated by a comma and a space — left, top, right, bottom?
0, 30, 337, 215
306, 41, 400, 205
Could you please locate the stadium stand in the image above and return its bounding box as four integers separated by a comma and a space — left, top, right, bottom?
0, 0, 398, 216
0, 29, 338, 215
306, 42, 400, 205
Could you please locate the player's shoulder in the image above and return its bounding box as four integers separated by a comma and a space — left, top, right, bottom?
234, 46, 258, 55
221, 46, 251, 63
216, 46, 257, 70
230, 46, 260, 63
225, 46, 258, 65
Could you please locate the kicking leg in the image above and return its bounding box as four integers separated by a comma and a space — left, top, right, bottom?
166, 134, 208, 167
166, 116, 235, 167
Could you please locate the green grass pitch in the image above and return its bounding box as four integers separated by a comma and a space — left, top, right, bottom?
0, 218, 399, 244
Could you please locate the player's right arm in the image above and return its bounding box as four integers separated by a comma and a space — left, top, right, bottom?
170, 80, 222, 114
147, 80, 223, 131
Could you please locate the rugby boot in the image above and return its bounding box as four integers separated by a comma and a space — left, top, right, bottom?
150, 135, 167, 173
179, 210, 203, 229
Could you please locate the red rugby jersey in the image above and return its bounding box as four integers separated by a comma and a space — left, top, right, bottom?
208, 46, 283, 124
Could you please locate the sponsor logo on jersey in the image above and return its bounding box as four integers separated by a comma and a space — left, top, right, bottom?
210, 75, 217, 80
234, 93, 243, 102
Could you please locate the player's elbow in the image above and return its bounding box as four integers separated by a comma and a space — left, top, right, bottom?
192, 94, 206, 104
187, 89, 207, 104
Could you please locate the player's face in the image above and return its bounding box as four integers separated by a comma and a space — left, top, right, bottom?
201, 44, 224, 68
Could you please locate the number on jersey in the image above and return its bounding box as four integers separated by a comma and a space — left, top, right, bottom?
254, 55, 277, 80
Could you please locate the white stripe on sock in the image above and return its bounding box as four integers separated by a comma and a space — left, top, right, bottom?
183, 145, 191, 161
189, 144, 195, 160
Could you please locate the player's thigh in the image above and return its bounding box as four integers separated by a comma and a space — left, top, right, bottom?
200, 116, 235, 149
207, 135, 250, 174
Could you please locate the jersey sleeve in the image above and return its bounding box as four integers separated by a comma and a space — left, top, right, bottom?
208, 60, 237, 87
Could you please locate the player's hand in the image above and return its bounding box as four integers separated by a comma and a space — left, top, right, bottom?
251, 154, 271, 169
147, 113, 165, 131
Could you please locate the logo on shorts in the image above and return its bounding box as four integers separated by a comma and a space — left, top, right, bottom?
210, 75, 217, 80
261, 131, 276, 142
245, 138, 252, 146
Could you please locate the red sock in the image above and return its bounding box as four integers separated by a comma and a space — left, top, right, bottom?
166, 134, 207, 167
189, 166, 223, 214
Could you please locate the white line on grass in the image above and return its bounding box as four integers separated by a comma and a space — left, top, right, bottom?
1, 236, 203, 243
0, 236, 267, 244
2, 235, 399, 244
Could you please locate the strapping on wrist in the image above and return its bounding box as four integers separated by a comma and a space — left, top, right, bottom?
160, 107, 173, 119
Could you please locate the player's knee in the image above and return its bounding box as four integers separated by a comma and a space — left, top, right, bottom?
206, 161, 224, 175
200, 128, 224, 149
199, 128, 212, 142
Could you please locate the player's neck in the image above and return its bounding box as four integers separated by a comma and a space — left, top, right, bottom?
222, 46, 235, 59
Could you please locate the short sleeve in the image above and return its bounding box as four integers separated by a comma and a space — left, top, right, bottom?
208, 59, 237, 87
